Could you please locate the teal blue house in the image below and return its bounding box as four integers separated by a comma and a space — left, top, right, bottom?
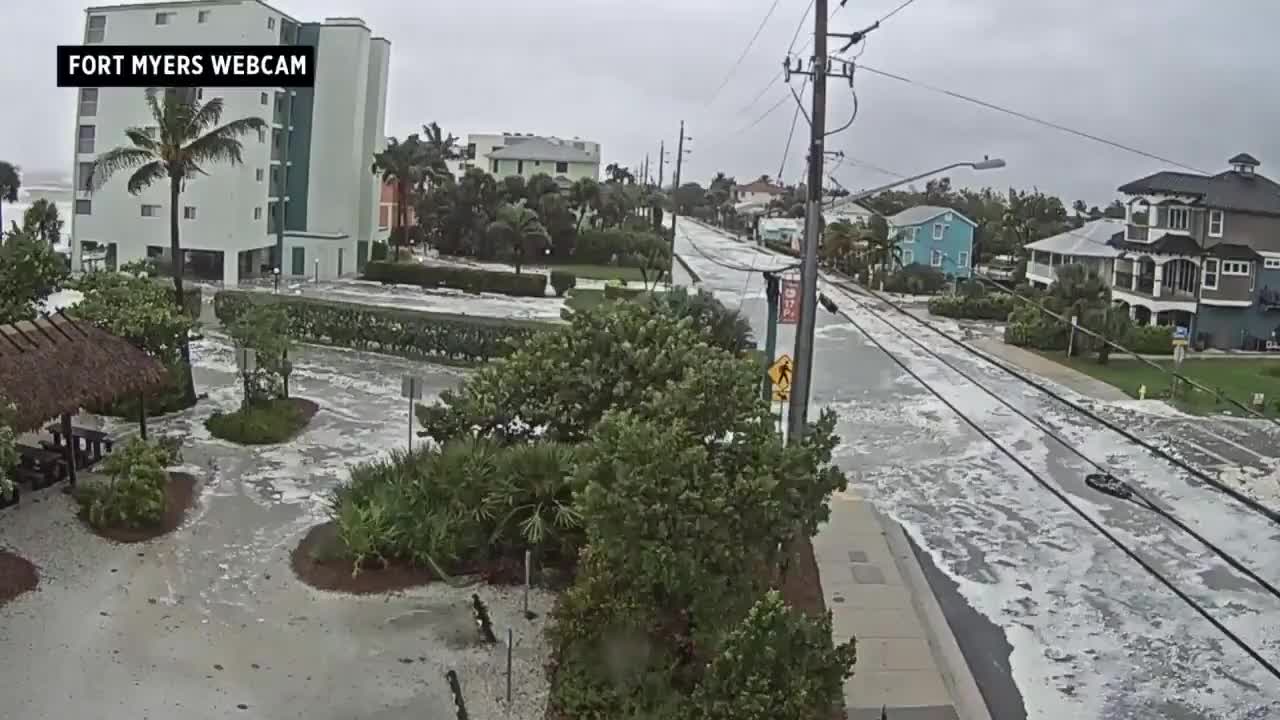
887, 205, 977, 278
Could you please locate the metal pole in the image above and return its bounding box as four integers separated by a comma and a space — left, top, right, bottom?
658, 140, 666, 189
408, 383, 414, 453
523, 549, 531, 617
762, 272, 780, 403
670, 121, 686, 256
786, 0, 828, 442
505, 628, 513, 704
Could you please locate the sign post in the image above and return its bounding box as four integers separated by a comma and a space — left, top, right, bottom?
1068, 315, 1078, 357
235, 347, 257, 410
768, 354, 794, 403
401, 375, 422, 451
780, 279, 801, 325
1172, 326, 1189, 397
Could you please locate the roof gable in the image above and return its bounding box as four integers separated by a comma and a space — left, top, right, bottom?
1118, 168, 1280, 216
887, 205, 976, 228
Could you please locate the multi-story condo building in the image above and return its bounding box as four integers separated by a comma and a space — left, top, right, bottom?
454, 133, 601, 186
1022, 154, 1280, 349
71, 0, 390, 285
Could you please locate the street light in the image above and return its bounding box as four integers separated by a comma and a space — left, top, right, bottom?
272, 267, 281, 294
785, 156, 1007, 442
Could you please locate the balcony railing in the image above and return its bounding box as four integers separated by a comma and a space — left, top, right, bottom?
1115, 271, 1133, 289
1027, 261, 1054, 279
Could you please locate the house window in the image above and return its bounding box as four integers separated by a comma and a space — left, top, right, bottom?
256, 168, 264, 182
931, 250, 943, 267
902, 227, 916, 243
1167, 206, 1189, 231
86, 15, 106, 43
183, 206, 197, 220
1222, 260, 1251, 276
1209, 210, 1224, 237
1131, 199, 1150, 226
258, 128, 266, 143
198, 10, 211, 23
77, 162, 94, 190
75, 199, 92, 215
466, 143, 476, 159
77, 124, 95, 153
492, 159, 499, 172
958, 251, 969, 268
932, 223, 944, 240
556, 161, 569, 173
1203, 258, 1219, 289
534, 161, 541, 167
155, 11, 175, 25
79, 88, 98, 117
945, 212, 953, 221
1265, 258, 1280, 270
379, 206, 391, 230
141, 204, 161, 217
267, 17, 276, 30
254, 207, 263, 220
517, 160, 524, 174
901, 249, 914, 265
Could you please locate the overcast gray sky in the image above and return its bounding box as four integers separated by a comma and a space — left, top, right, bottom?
3, 0, 1278, 205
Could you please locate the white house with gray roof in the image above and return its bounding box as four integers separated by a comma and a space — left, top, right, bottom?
454, 132, 600, 185
1024, 219, 1124, 289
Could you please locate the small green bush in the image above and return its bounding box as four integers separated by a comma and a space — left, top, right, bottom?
604, 284, 646, 301
574, 229, 670, 267
205, 398, 311, 445
550, 270, 577, 297
1126, 325, 1174, 354
883, 265, 948, 295
927, 292, 1017, 321
370, 242, 388, 261
1003, 302, 1068, 350
764, 239, 800, 257
363, 260, 548, 297
76, 438, 173, 530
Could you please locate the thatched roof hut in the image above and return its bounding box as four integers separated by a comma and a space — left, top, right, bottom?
0, 313, 167, 433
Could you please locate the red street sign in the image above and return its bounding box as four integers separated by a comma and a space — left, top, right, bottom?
779, 279, 800, 324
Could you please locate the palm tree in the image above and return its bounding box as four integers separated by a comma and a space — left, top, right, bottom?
487, 204, 549, 273
568, 177, 601, 232
420, 122, 460, 184
88, 88, 267, 404
372, 134, 426, 261
22, 199, 63, 245
604, 163, 634, 184
1048, 263, 1111, 356
0, 161, 19, 235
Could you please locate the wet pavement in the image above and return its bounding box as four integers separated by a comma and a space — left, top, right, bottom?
674, 219, 1280, 720
0, 336, 554, 720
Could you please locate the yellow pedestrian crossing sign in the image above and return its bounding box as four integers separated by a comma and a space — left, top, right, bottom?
769, 354, 793, 401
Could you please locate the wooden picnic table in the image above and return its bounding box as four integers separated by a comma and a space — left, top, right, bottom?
15, 444, 67, 490
45, 425, 114, 468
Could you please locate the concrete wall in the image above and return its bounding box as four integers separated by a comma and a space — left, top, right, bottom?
305, 19, 371, 241
72, 0, 284, 279
490, 159, 597, 181
282, 233, 357, 279
358, 38, 391, 247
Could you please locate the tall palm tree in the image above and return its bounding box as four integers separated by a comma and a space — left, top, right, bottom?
0, 161, 20, 235
22, 199, 63, 245
88, 88, 267, 404
421, 122, 460, 184
568, 177, 600, 232
487, 204, 549, 274
372, 134, 426, 261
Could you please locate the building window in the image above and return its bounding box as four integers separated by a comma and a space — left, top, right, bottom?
901, 249, 914, 265
77, 124, 95, 154
1222, 260, 1251, 276
1203, 258, 1219, 289
260, 92, 269, 106
77, 162, 94, 191
155, 11, 175, 25
183, 206, 197, 220
379, 206, 391, 230
931, 249, 943, 267
958, 251, 969, 268
267, 17, 276, 30
1209, 210, 1224, 237
141, 204, 161, 217
932, 223, 944, 240
79, 88, 98, 117
491, 159, 499, 173
254, 207, 263, 220
1265, 258, 1280, 270
945, 212, 953, 221
198, 9, 211, 23
517, 160, 524, 174
1130, 199, 1150, 226
466, 143, 476, 159
1167, 206, 1189, 231
86, 15, 106, 43
256, 168, 264, 182
556, 161, 569, 173
258, 128, 266, 143
75, 199, 92, 215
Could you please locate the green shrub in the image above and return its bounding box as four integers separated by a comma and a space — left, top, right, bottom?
1126, 325, 1174, 354
603, 284, 646, 301
213, 291, 548, 364
764, 239, 800, 257
883, 265, 948, 295
362, 260, 548, 298
574, 229, 670, 267
205, 398, 312, 445
550, 270, 577, 297
648, 286, 754, 354
927, 292, 1017, 321
370, 242, 388, 261
1003, 302, 1068, 350
75, 438, 172, 530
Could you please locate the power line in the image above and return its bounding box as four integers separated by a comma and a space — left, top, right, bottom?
707, 0, 788, 107
779, 78, 810, 179
876, 0, 921, 23
788, 0, 815, 53
853, 63, 1208, 174
831, 284, 1280, 602
817, 294, 1280, 685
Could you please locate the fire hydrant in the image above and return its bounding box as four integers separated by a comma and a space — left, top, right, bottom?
1138, 384, 1147, 400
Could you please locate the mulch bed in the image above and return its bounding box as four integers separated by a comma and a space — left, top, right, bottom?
82, 472, 199, 544
0, 549, 39, 607
779, 536, 847, 720
291, 521, 577, 595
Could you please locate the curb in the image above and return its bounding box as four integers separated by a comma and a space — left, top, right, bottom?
879, 510, 993, 720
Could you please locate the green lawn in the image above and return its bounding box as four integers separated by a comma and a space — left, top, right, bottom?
545, 264, 648, 282
1041, 351, 1280, 416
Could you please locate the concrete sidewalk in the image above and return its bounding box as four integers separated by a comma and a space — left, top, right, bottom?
969, 339, 1131, 402
816, 494, 992, 720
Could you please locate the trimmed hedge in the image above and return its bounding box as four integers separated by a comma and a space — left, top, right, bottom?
362, 260, 548, 298
764, 239, 800, 257
214, 290, 550, 364
604, 284, 647, 301
370, 242, 388, 261
883, 265, 948, 295
1127, 325, 1174, 355
550, 270, 576, 297
927, 293, 1017, 321
573, 229, 671, 267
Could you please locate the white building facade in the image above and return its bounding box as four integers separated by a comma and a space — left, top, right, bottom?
71, 0, 390, 285
453, 132, 601, 184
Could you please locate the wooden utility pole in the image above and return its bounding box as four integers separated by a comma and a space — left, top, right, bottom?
658, 140, 666, 189
668, 121, 690, 255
